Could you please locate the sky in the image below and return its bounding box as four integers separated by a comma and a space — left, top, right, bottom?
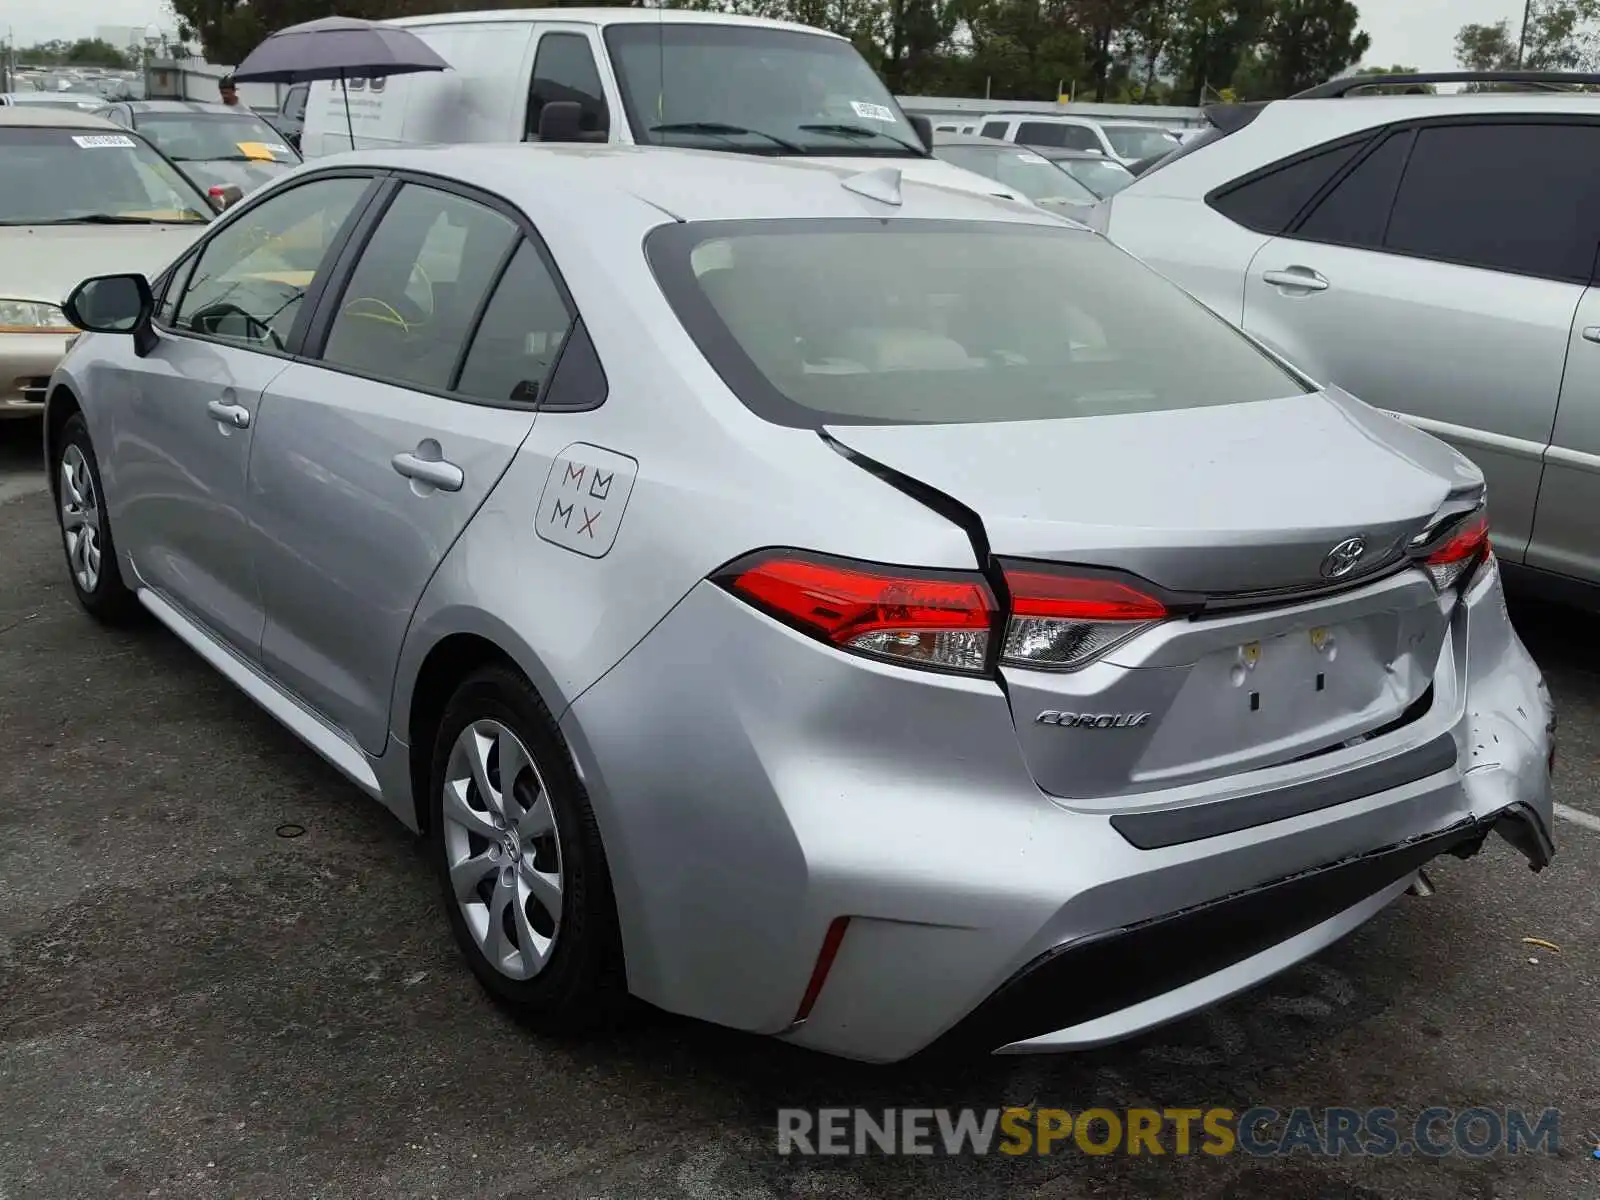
1, 0, 1540, 72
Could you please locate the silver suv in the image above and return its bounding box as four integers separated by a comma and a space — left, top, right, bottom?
1095, 71, 1600, 602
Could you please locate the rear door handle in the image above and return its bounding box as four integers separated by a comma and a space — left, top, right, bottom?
1263, 267, 1330, 293
392, 450, 464, 492
206, 399, 251, 429
1583, 326, 1600, 344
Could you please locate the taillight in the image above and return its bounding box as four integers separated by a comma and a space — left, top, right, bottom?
717, 550, 997, 674
1418, 511, 1491, 592
1001, 566, 1170, 670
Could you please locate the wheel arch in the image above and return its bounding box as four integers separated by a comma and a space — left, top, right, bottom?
43, 382, 83, 499
401, 615, 575, 834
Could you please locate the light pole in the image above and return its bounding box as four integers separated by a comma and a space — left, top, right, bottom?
1517, 0, 1534, 67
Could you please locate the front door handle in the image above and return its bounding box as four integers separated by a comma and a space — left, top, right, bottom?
1583, 326, 1600, 344
392, 450, 464, 492
1263, 267, 1330, 293
206, 399, 251, 429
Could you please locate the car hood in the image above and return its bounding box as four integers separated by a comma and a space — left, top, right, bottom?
176, 158, 295, 194
0, 224, 208, 306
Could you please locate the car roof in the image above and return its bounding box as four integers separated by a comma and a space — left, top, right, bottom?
0, 107, 123, 130
384, 7, 845, 38
322, 143, 1073, 226
1028, 146, 1117, 160
119, 100, 241, 115
932, 134, 1012, 148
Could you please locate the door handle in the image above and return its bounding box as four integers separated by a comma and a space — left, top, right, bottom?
392, 450, 464, 492
1263, 267, 1330, 293
206, 399, 251, 429
1583, 326, 1600, 344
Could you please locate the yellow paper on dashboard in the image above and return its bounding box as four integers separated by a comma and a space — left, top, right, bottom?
236, 141, 277, 161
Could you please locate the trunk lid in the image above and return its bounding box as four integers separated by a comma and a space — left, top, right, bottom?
827, 388, 1478, 798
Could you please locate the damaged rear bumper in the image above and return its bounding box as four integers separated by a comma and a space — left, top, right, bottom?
938, 798, 1552, 1056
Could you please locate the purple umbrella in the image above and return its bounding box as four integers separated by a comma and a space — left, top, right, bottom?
231, 16, 450, 150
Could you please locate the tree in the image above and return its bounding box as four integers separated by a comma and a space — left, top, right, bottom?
1456, 0, 1600, 72
1253, 0, 1369, 97
173, 0, 637, 67
18, 38, 134, 68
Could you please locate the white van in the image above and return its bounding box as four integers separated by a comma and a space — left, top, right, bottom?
975, 113, 1181, 166
300, 8, 1023, 200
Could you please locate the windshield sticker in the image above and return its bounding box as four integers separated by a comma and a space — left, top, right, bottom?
71, 134, 136, 149
1017, 151, 1048, 163
849, 100, 897, 123
263, 143, 291, 155
236, 141, 278, 161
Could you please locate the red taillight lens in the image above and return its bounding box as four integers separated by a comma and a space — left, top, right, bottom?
720, 551, 997, 674
1421, 512, 1491, 592
1001, 565, 1170, 670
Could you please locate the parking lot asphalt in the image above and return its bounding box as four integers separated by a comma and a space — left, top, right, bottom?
2, 415, 1599, 1199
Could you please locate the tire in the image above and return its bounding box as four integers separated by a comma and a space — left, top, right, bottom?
54, 412, 139, 624
429, 663, 629, 1032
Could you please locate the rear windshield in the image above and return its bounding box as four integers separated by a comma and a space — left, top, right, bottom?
0, 126, 212, 224
937, 145, 1099, 205
604, 23, 925, 158
1057, 156, 1134, 197
1103, 124, 1181, 161
647, 219, 1308, 427
137, 112, 300, 164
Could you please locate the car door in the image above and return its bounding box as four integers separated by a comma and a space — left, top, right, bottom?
112, 172, 378, 658
1533, 285, 1600, 581
247, 178, 574, 753
523, 26, 612, 142
1240, 120, 1600, 564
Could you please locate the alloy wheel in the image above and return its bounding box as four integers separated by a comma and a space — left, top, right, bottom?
441, 719, 564, 980
59, 444, 102, 594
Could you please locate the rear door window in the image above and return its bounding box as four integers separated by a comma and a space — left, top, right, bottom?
319, 183, 519, 391
525, 31, 609, 140
1382, 122, 1600, 282
1207, 138, 1369, 234
980, 121, 1009, 139
1293, 129, 1414, 249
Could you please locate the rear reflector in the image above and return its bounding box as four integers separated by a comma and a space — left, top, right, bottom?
719, 551, 996, 673
1421, 511, 1490, 592
793, 916, 851, 1025
1001, 566, 1170, 670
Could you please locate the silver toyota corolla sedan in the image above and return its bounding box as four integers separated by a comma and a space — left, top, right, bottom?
44, 144, 1555, 1063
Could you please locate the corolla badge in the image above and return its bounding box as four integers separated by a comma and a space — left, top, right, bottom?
1036, 711, 1151, 729
1319, 536, 1367, 580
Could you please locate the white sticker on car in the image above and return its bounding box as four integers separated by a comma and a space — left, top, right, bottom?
850, 100, 897, 122
72, 134, 136, 149
264, 143, 291, 155
1017, 151, 1048, 163
536, 443, 639, 559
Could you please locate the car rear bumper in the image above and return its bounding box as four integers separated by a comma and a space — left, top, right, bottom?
562, 558, 1552, 1063
0, 332, 71, 418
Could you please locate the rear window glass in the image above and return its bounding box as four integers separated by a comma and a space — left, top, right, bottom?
646, 219, 1307, 427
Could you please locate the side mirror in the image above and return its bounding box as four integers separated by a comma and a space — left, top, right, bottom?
537, 100, 584, 143
208, 184, 245, 212
908, 114, 933, 152
63, 273, 153, 335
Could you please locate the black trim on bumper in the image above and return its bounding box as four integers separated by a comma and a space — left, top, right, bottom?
932, 819, 1482, 1057
1111, 732, 1459, 850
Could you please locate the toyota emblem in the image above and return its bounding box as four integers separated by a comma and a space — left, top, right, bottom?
1320, 536, 1367, 579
